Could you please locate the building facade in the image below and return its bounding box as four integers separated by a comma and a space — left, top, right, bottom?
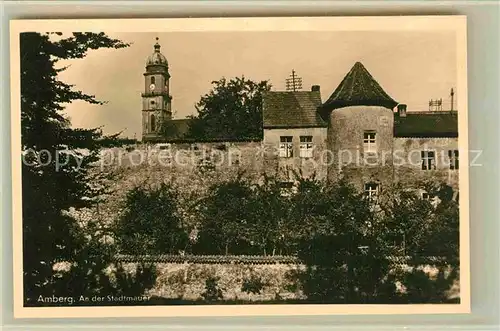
260, 61, 458, 196
141, 41, 459, 196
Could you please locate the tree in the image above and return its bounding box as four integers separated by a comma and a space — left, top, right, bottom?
291, 178, 395, 303
115, 183, 189, 254
201, 277, 224, 302
20, 32, 155, 305
250, 175, 292, 255
185, 77, 271, 141
194, 176, 256, 255
379, 181, 460, 303
380, 185, 435, 256
379, 181, 459, 260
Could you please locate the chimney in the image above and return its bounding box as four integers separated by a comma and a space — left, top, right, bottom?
311, 85, 320, 92
397, 104, 407, 117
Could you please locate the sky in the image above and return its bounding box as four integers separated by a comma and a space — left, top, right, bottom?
57, 31, 457, 138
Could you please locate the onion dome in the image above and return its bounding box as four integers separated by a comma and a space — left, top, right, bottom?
146, 37, 168, 66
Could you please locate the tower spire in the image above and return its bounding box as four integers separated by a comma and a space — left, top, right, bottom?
154, 37, 161, 52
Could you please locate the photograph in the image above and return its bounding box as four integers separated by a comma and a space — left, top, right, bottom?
10, 16, 469, 317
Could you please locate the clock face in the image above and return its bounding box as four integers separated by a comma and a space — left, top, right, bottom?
149, 83, 156, 91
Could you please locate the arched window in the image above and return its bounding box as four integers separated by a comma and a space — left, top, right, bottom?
151, 76, 155, 84
150, 114, 156, 132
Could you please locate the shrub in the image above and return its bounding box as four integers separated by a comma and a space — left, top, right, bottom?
115, 183, 189, 254
241, 275, 266, 295
201, 276, 223, 302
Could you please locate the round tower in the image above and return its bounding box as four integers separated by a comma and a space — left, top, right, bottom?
321, 62, 398, 190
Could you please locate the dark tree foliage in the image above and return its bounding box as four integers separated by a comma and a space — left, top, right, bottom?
115, 184, 189, 254
290, 178, 395, 303
382, 189, 435, 256
397, 267, 459, 304
110, 170, 459, 303
426, 184, 459, 262
20, 32, 156, 305
201, 277, 224, 302
185, 77, 271, 141
194, 176, 256, 255
250, 175, 292, 255
378, 181, 460, 303
241, 275, 266, 295
380, 181, 459, 260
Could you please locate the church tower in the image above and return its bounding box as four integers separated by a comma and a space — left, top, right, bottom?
142, 37, 172, 142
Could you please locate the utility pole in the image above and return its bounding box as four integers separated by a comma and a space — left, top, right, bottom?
285, 69, 303, 91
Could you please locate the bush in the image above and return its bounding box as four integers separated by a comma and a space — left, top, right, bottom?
112, 174, 459, 304
112, 263, 158, 298
201, 276, 224, 302
241, 275, 266, 295
396, 265, 459, 303
115, 183, 189, 254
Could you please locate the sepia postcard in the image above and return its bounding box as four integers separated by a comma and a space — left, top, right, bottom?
10, 16, 470, 318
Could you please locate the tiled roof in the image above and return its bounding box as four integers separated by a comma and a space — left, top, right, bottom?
394, 112, 458, 138
322, 62, 398, 111
262, 91, 327, 128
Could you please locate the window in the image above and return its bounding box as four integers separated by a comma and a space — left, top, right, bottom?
150, 76, 155, 84
364, 183, 379, 201
449, 150, 459, 170
299, 136, 313, 158
421, 150, 436, 170
150, 114, 156, 132
363, 131, 377, 153
279, 136, 293, 158
150, 100, 155, 106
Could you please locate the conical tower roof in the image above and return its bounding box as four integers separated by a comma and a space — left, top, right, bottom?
322, 62, 398, 111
